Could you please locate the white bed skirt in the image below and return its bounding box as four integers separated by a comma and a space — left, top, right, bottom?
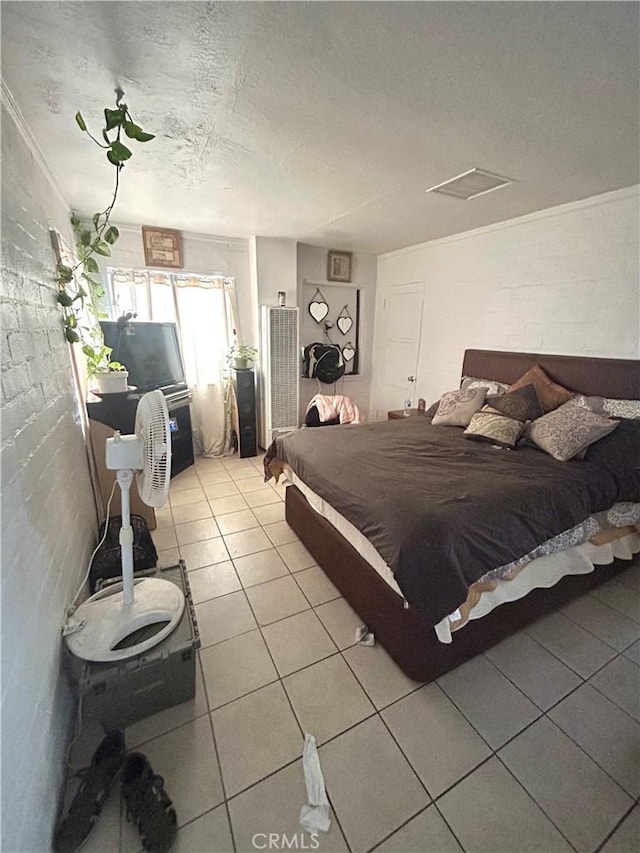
283, 467, 640, 645
435, 531, 640, 643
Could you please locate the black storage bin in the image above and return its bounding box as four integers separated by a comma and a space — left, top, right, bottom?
67, 562, 200, 729
90, 514, 157, 592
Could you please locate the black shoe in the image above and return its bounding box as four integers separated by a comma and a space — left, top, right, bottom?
122, 753, 177, 853
54, 730, 126, 853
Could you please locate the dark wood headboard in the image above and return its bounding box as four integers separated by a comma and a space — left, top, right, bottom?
462, 349, 639, 400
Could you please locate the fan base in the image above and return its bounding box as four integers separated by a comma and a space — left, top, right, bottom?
65, 578, 186, 663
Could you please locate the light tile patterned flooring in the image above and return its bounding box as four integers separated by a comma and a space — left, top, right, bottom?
67, 453, 640, 853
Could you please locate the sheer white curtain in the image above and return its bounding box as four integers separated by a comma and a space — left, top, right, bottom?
109, 269, 238, 457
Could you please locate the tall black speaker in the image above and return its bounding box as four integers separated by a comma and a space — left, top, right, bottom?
232, 368, 257, 457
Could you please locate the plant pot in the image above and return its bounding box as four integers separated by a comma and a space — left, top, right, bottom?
233, 357, 251, 370
94, 370, 129, 394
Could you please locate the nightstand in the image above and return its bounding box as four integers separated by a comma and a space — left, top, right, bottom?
387, 409, 424, 419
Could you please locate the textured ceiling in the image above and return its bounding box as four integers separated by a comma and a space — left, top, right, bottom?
2, 1, 638, 253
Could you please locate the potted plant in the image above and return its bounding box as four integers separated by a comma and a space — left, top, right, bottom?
227, 342, 258, 370
84, 343, 129, 393
55, 89, 154, 387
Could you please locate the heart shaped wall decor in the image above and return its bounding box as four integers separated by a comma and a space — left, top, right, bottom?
309, 301, 329, 323
308, 288, 329, 324
337, 315, 352, 335
342, 342, 356, 362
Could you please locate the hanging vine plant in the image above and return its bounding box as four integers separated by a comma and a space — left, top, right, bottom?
56, 87, 154, 371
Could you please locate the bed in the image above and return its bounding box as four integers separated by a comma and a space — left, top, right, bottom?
269, 350, 640, 682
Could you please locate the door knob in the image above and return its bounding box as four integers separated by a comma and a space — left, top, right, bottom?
407, 376, 415, 383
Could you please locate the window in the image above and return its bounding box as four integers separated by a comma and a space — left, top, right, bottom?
107, 268, 240, 456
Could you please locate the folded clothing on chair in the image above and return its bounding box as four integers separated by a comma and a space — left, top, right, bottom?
305, 394, 362, 425
305, 406, 341, 427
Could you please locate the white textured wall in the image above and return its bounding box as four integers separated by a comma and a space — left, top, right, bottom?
372, 187, 640, 417
297, 243, 377, 421
249, 235, 298, 344
1, 102, 98, 850
250, 237, 299, 308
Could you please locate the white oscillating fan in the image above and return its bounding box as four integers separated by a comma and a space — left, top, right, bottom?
65, 390, 185, 663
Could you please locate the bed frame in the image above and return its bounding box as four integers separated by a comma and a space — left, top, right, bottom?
285, 349, 639, 682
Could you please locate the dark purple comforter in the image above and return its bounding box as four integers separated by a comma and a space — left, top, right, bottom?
267, 417, 638, 626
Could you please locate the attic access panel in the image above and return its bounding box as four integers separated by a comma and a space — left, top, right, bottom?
426, 168, 514, 200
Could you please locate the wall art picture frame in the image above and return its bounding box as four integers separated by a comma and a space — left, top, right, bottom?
142, 226, 183, 269
327, 250, 352, 283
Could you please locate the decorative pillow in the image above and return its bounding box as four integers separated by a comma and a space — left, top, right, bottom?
432, 388, 487, 427
508, 364, 573, 413
485, 383, 544, 422
460, 376, 509, 396
425, 401, 440, 418
526, 401, 619, 461
572, 394, 640, 420
463, 411, 525, 449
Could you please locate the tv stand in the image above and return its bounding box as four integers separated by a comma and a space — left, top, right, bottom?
87, 389, 194, 478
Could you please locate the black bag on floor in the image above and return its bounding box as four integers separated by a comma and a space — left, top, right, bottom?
90, 514, 158, 593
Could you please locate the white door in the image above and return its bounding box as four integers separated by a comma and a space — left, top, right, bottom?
380, 282, 425, 415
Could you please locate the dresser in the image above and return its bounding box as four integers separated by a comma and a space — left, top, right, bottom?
387, 408, 425, 420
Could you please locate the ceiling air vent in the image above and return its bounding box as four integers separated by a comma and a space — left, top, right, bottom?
426, 168, 514, 200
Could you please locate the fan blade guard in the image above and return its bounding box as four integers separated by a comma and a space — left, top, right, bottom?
135, 390, 172, 507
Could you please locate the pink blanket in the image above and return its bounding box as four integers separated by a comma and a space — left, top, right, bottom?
306, 394, 362, 424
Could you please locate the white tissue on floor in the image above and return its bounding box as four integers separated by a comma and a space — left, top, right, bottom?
355, 624, 375, 646
300, 733, 331, 834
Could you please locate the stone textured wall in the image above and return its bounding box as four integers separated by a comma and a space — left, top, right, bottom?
1, 100, 97, 852
373, 186, 640, 415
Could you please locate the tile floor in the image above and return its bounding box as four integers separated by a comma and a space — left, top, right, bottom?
65, 453, 640, 853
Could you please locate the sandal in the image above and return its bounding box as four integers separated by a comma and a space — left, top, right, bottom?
54, 730, 126, 853
122, 753, 177, 852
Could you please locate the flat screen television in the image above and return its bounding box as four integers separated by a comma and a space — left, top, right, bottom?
100, 321, 187, 394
